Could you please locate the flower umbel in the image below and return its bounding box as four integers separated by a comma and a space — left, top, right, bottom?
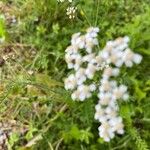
66, 6, 77, 19
57, 0, 76, 19
64, 27, 142, 142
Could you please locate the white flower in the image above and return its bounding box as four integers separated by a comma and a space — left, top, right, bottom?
86, 27, 99, 38
71, 85, 92, 101
106, 41, 114, 48
65, 45, 78, 54
64, 74, 77, 90
75, 35, 86, 49
100, 51, 109, 60
85, 63, 96, 79
102, 67, 113, 79
98, 122, 115, 142
71, 90, 80, 100
123, 48, 135, 67
109, 117, 124, 134
75, 68, 86, 85
85, 38, 98, 53
99, 80, 111, 92
83, 53, 95, 62
94, 104, 104, 120
74, 54, 83, 70
110, 80, 117, 88
133, 54, 142, 64
91, 55, 103, 69
99, 92, 111, 105
115, 59, 124, 67
71, 33, 81, 46
65, 53, 82, 70
66, 6, 77, 19
77, 85, 92, 101
105, 107, 117, 119
89, 84, 96, 91
102, 67, 119, 79
122, 93, 129, 101
94, 104, 106, 122
123, 36, 130, 43
65, 54, 73, 69
112, 68, 120, 76
84, 27, 99, 53
113, 85, 128, 100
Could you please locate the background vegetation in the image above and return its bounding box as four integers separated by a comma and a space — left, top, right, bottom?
0, 0, 150, 149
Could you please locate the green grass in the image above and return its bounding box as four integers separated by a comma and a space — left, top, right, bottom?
0, 0, 150, 149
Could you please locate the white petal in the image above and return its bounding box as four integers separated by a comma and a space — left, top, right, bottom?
133, 54, 142, 64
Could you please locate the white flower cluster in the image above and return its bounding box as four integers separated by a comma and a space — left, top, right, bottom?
66, 6, 77, 19
57, 0, 77, 19
99, 36, 142, 68
95, 69, 128, 142
64, 27, 142, 142
65, 27, 101, 101
94, 36, 142, 142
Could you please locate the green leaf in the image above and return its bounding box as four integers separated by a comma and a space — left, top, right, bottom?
7, 132, 20, 148
135, 86, 146, 101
